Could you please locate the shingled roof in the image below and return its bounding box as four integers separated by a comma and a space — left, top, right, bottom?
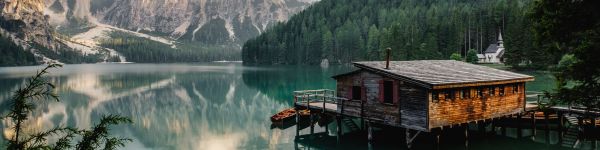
350, 60, 534, 89
484, 44, 500, 53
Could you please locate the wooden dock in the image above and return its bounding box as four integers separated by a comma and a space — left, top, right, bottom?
293, 89, 345, 114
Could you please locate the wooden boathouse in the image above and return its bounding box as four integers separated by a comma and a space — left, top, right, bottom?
292, 59, 537, 146
289, 59, 600, 148
331, 60, 534, 132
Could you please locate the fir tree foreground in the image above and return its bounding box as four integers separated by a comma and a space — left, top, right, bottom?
2, 64, 132, 150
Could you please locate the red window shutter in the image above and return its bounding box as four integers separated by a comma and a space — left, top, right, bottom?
393, 80, 399, 104
378, 80, 384, 103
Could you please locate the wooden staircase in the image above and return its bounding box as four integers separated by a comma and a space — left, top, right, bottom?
342, 118, 361, 132
561, 115, 581, 148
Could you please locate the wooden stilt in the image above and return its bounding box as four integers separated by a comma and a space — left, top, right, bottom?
310, 113, 315, 136
478, 121, 486, 137
361, 118, 365, 131
501, 117, 507, 136
367, 122, 373, 143
491, 119, 497, 134
336, 116, 342, 143
405, 129, 412, 149
544, 111, 550, 144
544, 111, 550, 131
295, 107, 300, 139
435, 129, 441, 150
558, 111, 564, 143
517, 113, 523, 138
531, 112, 536, 138
464, 124, 469, 148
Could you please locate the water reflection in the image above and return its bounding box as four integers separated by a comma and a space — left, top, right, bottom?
0, 63, 313, 149
0, 63, 565, 150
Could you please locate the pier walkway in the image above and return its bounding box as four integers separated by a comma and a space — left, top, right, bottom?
293, 89, 344, 114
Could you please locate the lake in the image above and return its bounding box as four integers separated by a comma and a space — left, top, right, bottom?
0, 63, 581, 150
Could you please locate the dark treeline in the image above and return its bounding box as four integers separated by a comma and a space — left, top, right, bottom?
100, 31, 240, 63
242, 0, 540, 66
0, 33, 37, 66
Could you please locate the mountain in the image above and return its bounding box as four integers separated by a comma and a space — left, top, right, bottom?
0, 0, 108, 66
39, 0, 315, 63
0, 0, 314, 66
241, 0, 536, 65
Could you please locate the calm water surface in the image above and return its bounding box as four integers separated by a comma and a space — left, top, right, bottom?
0, 63, 581, 150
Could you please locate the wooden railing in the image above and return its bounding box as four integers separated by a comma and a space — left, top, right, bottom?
293, 89, 347, 112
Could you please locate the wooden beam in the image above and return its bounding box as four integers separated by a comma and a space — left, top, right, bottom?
433, 79, 534, 90
531, 112, 536, 138
368, 122, 373, 143
517, 113, 523, 138
464, 124, 469, 148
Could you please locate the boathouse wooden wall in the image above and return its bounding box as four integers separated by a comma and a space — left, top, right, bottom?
428, 83, 526, 129
335, 70, 428, 131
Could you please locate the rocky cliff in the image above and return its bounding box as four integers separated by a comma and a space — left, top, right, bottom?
46, 0, 315, 45
1, 0, 56, 49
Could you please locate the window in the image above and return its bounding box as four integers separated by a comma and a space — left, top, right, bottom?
488, 86, 495, 96
477, 88, 483, 98
383, 81, 394, 104
499, 85, 505, 96
513, 84, 519, 94
432, 91, 439, 102
448, 90, 455, 100
462, 88, 470, 99
352, 86, 362, 100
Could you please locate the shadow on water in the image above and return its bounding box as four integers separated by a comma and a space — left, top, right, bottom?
294, 125, 575, 150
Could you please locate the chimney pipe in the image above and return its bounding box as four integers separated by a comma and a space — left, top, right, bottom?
385, 48, 391, 69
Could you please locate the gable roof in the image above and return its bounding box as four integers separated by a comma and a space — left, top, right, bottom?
351, 60, 534, 89
485, 44, 499, 53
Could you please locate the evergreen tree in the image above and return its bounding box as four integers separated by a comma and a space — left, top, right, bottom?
466, 49, 479, 63
533, 0, 600, 111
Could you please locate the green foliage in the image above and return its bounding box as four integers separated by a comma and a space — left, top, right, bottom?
32, 42, 104, 64
242, 0, 535, 65
533, 0, 600, 111
450, 53, 462, 61
466, 49, 479, 63
77, 115, 132, 150
100, 31, 240, 63
3, 64, 132, 150
6, 63, 62, 149
0, 33, 37, 66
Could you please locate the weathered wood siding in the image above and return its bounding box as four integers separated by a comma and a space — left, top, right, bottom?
399, 83, 429, 131
428, 83, 526, 129
335, 70, 428, 131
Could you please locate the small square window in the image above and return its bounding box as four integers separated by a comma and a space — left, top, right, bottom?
477, 88, 483, 98
489, 87, 495, 96
448, 90, 455, 100
499, 86, 505, 96
462, 88, 470, 99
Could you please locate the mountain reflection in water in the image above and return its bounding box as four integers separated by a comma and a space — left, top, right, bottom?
0, 63, 350, 149
0, 63, 569, 150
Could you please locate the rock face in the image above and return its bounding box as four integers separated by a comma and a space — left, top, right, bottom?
46, 0, 315, 45
1, 0, 56, 49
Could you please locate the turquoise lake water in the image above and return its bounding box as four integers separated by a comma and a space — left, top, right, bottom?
0, 63, 589, 150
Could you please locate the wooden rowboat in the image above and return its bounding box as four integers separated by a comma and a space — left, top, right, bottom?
271, 108, 297, 123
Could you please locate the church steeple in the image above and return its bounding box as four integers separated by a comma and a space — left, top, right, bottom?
497, 32, 504, 48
